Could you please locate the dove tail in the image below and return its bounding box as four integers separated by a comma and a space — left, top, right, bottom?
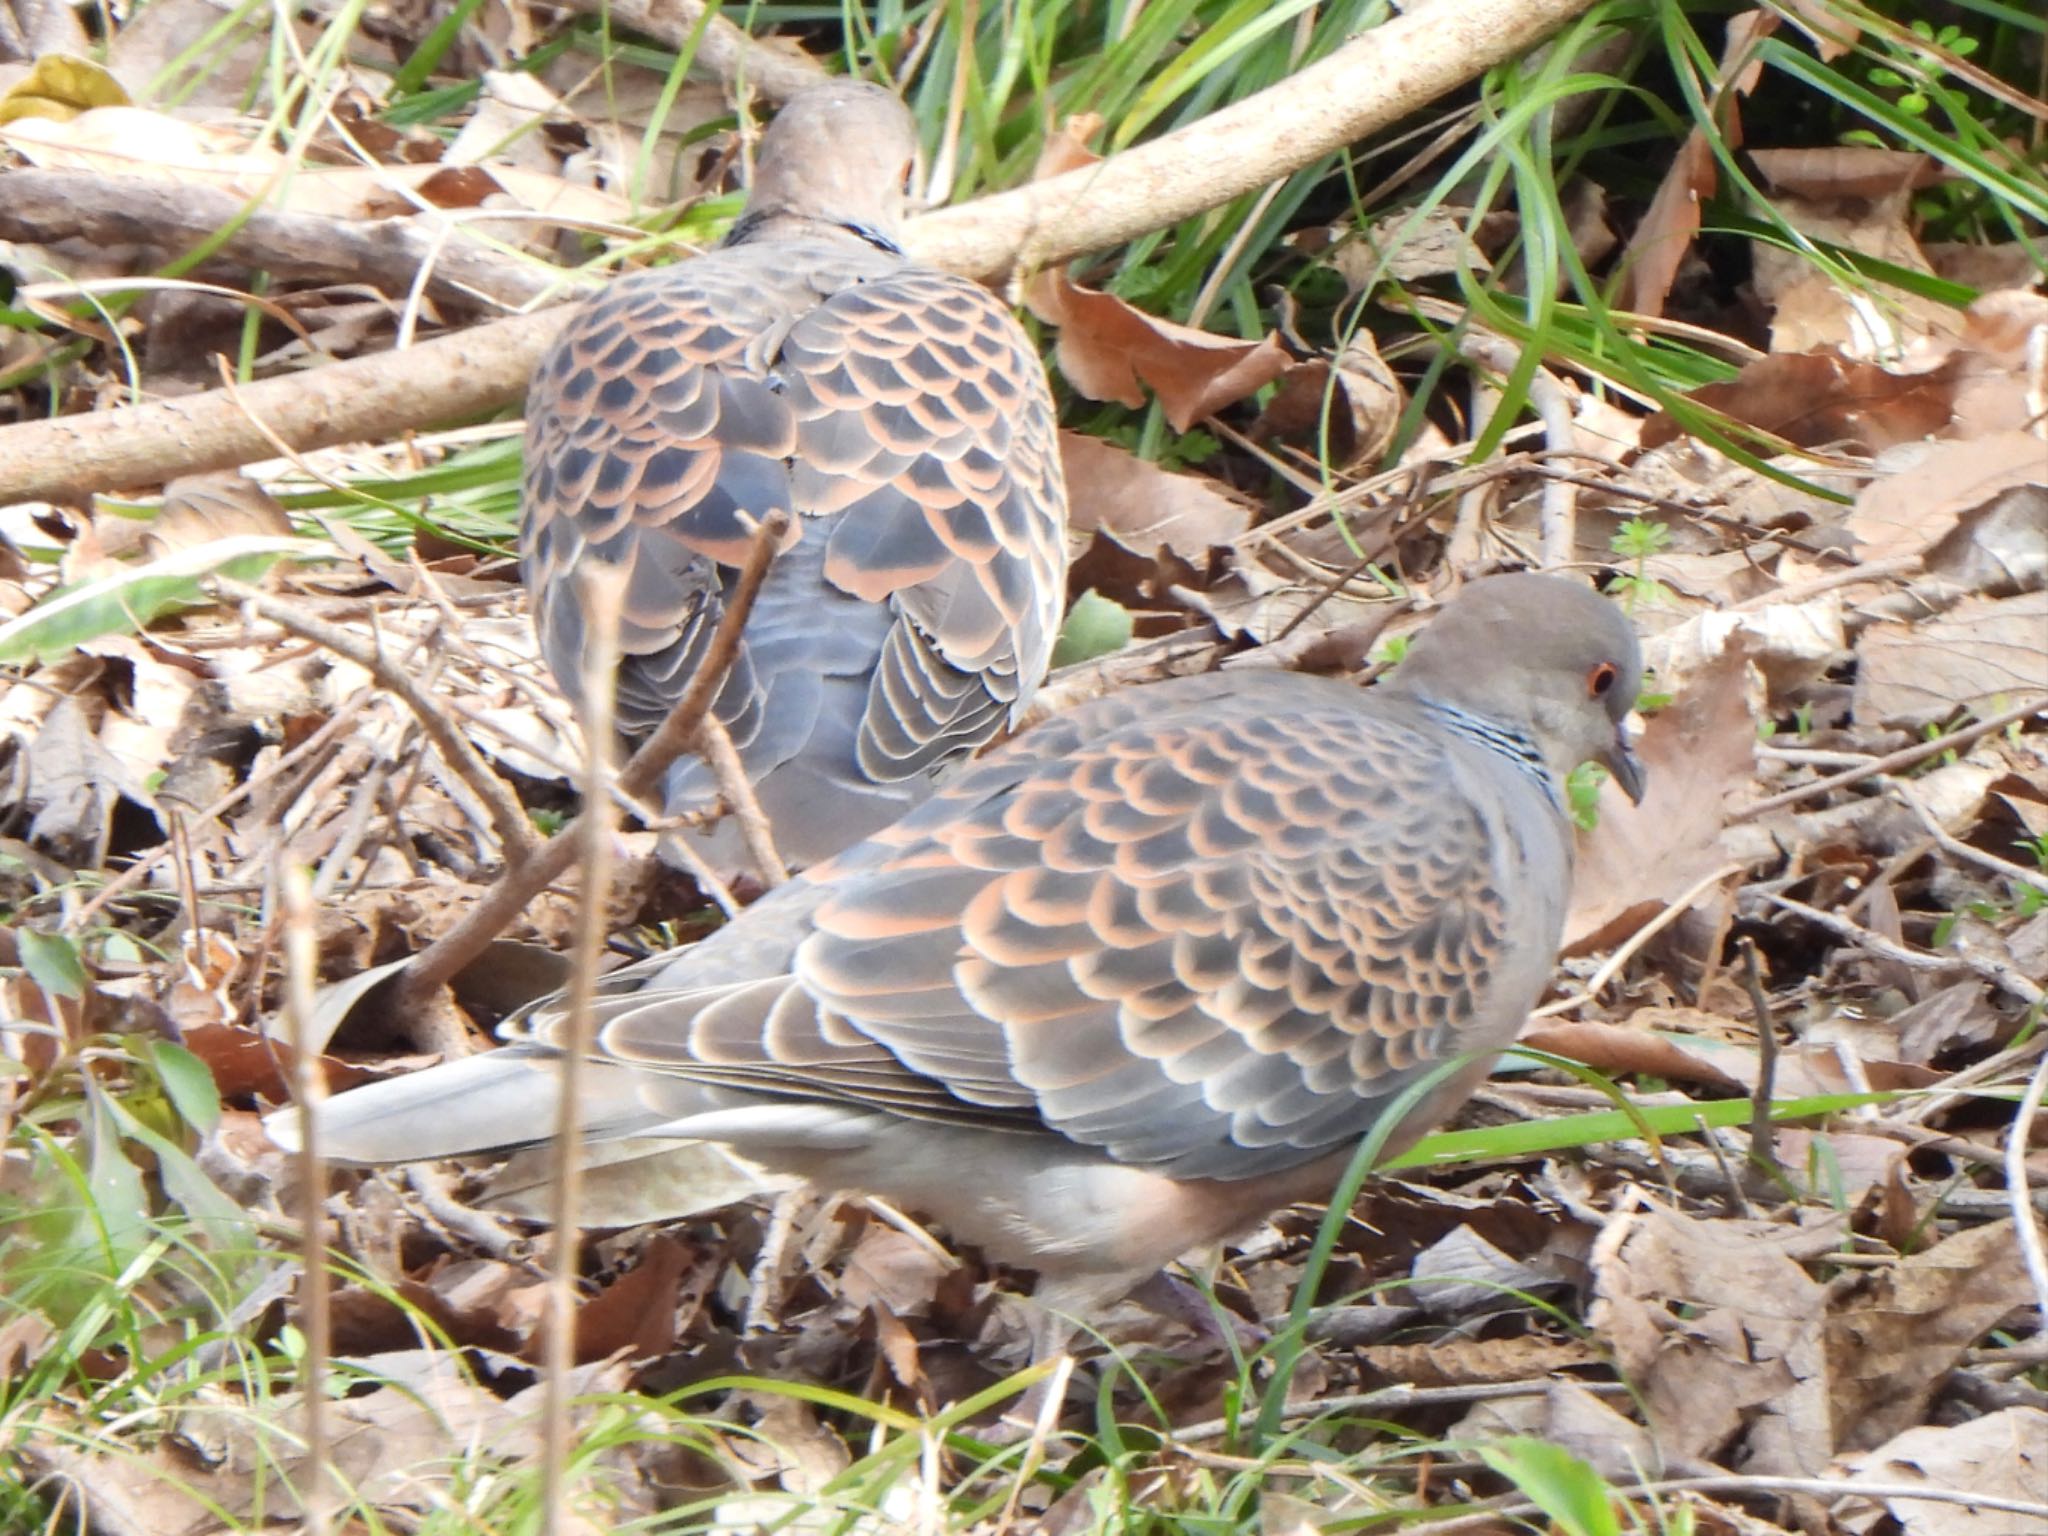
263, 1049, 663, 1165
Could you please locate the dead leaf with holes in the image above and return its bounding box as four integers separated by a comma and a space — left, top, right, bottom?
1825, 1219, 2034, 1452
1833, 1408, 2048, 1536
1587, 1199, 1840, 1474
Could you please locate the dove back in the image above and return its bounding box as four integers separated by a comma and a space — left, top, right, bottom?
521, 83, 1068, 869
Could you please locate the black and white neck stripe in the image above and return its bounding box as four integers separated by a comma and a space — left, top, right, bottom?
1420, 702, 1561, 810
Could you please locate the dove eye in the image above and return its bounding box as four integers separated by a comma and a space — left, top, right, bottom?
1587, 662, 1620, 698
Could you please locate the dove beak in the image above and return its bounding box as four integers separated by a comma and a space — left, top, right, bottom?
1601, 712, 1647, 805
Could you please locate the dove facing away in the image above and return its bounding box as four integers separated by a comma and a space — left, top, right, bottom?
273, 574, 1644, 1349
521, 79, 1068, 871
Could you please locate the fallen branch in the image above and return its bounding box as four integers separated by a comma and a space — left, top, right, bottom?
1763, 892, 2044, 1009
0, 171, 559, 312
0, 0, 1599, 506
389, 510, 789, 1011
1734, 696, 2047, 823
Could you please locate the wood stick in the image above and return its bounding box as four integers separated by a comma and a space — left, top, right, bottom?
1734, 696, 2045, 822
214, 578, 540, 863
0, 0, 1600, 507
0, 171, 559, 311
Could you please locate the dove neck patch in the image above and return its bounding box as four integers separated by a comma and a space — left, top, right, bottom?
725, 210, 904, 257
1418, 702, 1560, 809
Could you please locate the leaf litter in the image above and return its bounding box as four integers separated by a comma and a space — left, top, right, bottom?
0, 6, 2044, 1533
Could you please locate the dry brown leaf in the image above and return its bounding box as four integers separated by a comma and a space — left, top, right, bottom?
1456, 1380, 1694, 1481
1621, 112, 1721, 319
569, 1234, 689, 1362
1588, 1199, 1837, 1474
1852, 591, 2048, 726
1841, 432, 2048, 567
1253, 339, 1402, 470
1641, 349, 1958, 452
1023, 267, 1292, 432
1825, 1219, 2033, 1452
1521, 1019, 1747, 1091
146, 471, 295, 559
1059, 430, 1254, 560
1359, 1333, 1603, 1388
1749, 147, 1952, 354
1834, 1408, 2048, 1536
1569, 640, 1760, 951
838, 1223, 955, 1318
1619, 11, 1779, 317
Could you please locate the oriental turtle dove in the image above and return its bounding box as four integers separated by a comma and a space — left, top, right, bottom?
522, 80, 1067, 869
276, 574, 1644, 1330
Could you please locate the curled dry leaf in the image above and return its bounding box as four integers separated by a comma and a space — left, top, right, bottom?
1023, 267, 1292, 432
1620, 9, 1772, 317
1253, 337, 1402, 471
1750, 146, 1953, 355
1641, 349, 1959, 453
1641, 590, 1846, 703
146, 471, 295, 558
1059, 430, 1254, 558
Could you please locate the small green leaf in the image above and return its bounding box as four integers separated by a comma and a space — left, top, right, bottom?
1567, 761, 1609, 832
145, 1040, 221, 1133
20, 928, 87, 999
1478, 1438, 1622, 1536
1050, 589, 1135, 669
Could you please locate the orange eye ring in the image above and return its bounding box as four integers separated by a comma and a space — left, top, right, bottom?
1587, 662, 1620, 698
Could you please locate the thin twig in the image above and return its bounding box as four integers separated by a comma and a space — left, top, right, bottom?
215, 578, 538, 863
1734, 697, 2045, 823
1532, 864, 1744, 1017
1170, 1378, 1631, 1443
1891, 779, 2048, 897
539, 566, 624, 1534
2008, 1047, 2048, 1332
695, 714, 787, 886
1737, 937, 1781, 1177
615, 511, 792, 806
1763, 892, 2045, 1009
1725, 554, 1923, 612
280, 866, 333, 1536
392, 509, 788, 1009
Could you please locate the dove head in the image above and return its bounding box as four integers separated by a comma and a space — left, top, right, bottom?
1385, 573, 1647, 804
735, 80, 918, 251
